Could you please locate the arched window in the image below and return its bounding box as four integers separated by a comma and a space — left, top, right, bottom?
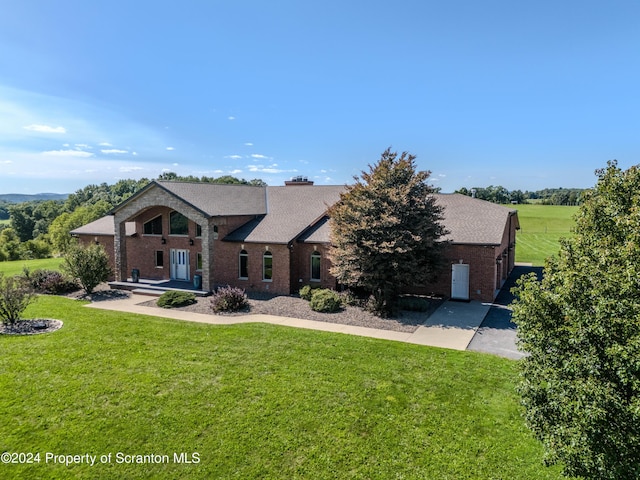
311, 251, 321, 281
143, 215, 163, 235
239, 250, 248, 279
263, 251, 273, 281
170, 211, 188, 235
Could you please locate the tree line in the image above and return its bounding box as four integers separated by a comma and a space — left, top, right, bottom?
455, 186, 586, 205
0, 173, 264, 261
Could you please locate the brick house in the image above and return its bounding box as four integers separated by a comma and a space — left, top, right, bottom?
71, 179, 519, 302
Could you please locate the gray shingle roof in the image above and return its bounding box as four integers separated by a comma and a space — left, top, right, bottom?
80, 184, 518, 247
156, 181, 267, 217
224, 185, 345, 244
435, 194, 519, 245
70, 216, 135, 236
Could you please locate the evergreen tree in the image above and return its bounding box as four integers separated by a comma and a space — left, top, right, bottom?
512, 160, 640, 479
328, 149, 447, 316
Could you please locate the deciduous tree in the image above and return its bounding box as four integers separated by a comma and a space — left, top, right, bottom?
328, 148, 446, 316
512, 160, 640, 479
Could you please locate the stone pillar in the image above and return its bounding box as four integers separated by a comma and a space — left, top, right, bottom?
201, 221, 215, 291
114, 216, 128, 282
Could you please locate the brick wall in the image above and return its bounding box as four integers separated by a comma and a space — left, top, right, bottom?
214, 242, 291, 294
291, 243, 334, 292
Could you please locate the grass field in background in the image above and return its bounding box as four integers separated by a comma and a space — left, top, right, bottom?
512, 204, 579, 266
0, 295, 569, 479
0, 257, 64, 276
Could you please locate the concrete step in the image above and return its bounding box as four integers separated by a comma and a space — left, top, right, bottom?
131, 288, 164, 297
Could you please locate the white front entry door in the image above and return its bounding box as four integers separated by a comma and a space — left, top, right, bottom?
451, 264, 470, 301
171, 249, 190, 281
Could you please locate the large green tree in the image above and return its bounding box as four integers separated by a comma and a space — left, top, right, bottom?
512, 160, 640, 479
328, 148, 447, 315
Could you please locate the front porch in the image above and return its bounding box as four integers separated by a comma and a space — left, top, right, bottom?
109, 278, 211, 297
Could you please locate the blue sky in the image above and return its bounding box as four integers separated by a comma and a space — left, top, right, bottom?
1, 1, 639, 194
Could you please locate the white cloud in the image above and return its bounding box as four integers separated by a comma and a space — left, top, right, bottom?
166, 147, 175, 151
228, 116, 236, 121
23, 124, 66, 134
42, 149, 94, 158
229, 169, 242, 174
1, 160, 12, 164
251, 154, 269, 159
101, 149, 128, 154
247, 164, 297, 174
98, 142, 112, 146
225, 155, 243, 160
172, 163, 179, 166
244, 142, 253, 146
132, 152, 138, 156
119, 166, 144, 173
75, 143, 92, 149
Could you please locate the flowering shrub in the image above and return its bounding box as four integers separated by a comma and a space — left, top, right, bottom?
23, 268, 79, 295
210, 286, 249, 313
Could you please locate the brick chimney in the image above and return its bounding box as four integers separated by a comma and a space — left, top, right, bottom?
285, 176, 314, 186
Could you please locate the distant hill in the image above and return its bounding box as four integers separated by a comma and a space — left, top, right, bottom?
0, 193, 69, 203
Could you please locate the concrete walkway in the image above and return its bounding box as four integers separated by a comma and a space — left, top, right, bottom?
86, 294, 491, 352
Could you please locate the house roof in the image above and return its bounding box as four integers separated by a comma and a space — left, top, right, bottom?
224, 185, 345, 244
110, 181, 267, 218
70, 215, 136, 236
435, 193, 519, 245
76, 183, 518, 247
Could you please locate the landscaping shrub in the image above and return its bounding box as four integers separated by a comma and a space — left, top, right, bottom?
398, 296, 433, 312
0, 273, 35, 325
309, 289, 342, 313
210, 286, 249, 313
157, 291, 197, 308
63, 243, 112, 294
299, 284, 322, 301
23, 268, 79, 295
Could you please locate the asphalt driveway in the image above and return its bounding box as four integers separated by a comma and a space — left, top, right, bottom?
466, 266, 543, 359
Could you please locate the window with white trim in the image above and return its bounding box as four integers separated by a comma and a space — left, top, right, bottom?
263, 251, 272, 281
239, 250, 248, 279
311, 251, 321, 281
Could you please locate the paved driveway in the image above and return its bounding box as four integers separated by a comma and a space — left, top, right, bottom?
466, 266, 543, 359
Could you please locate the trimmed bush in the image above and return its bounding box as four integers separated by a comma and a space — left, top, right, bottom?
299, 284, 321, 301
23, 268, 79, 295
309, 289, 342, 313
210, 286, 249, 313
0, 273, 35, 325
398, 296, 433, 312
157, 291, 197, 308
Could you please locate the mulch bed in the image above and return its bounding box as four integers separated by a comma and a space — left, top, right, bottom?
140, 292, 445, 334
0, 319, 63, 335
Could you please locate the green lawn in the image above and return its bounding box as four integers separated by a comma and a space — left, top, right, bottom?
0, 296, 570, 479
0, 257, 64, 277
512, 204, 578, 266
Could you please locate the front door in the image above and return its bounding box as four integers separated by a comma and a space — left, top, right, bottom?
171, 249, 190, 281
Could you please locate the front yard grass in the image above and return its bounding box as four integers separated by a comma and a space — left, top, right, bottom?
0, 296, 569, 479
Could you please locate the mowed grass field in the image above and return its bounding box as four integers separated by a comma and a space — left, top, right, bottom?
0, 296, 571, 479
511, 204, 579, 266
0, 257, 64, 276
